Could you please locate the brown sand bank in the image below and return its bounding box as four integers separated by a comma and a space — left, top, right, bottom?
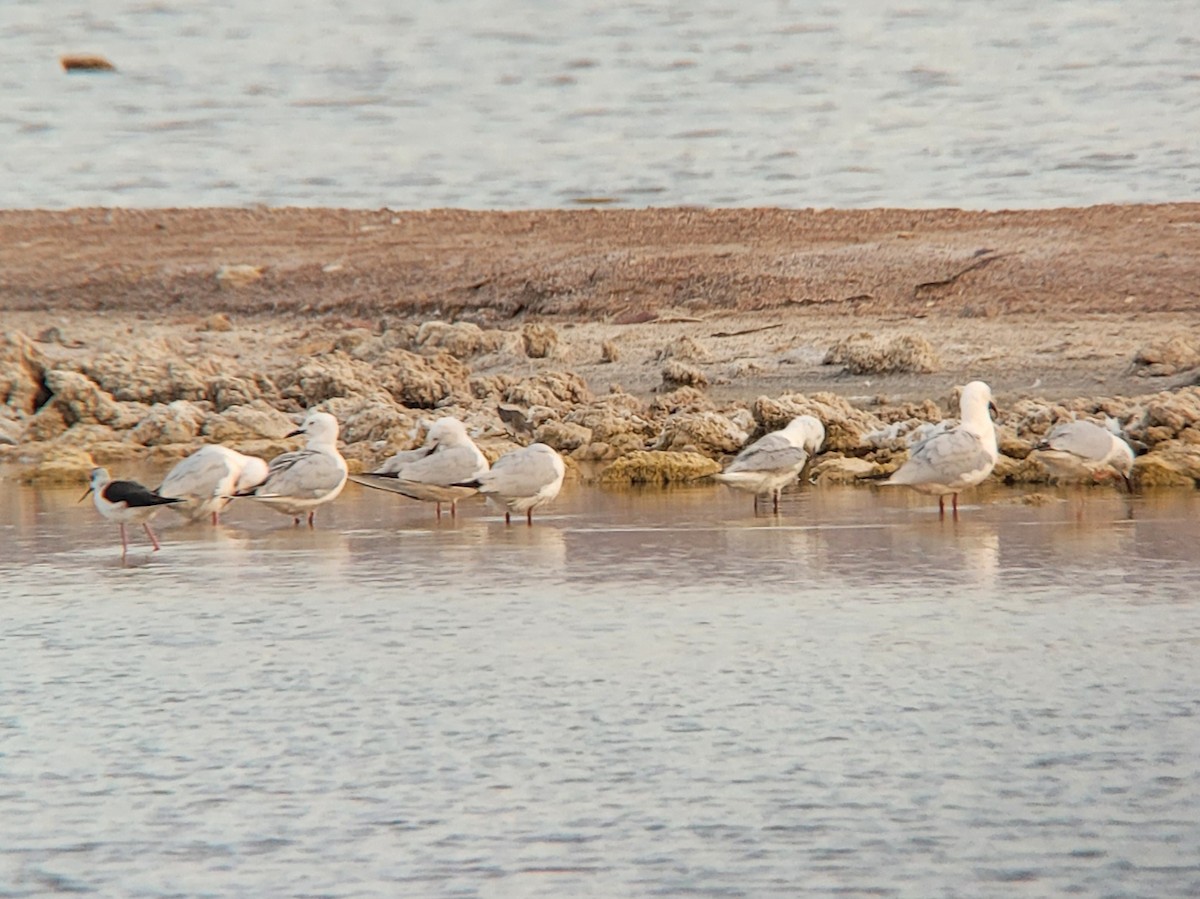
2, 205, 1200, 489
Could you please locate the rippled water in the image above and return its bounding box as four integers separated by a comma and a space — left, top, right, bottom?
2, 479, 1200, 896
1, 0, 1197, 209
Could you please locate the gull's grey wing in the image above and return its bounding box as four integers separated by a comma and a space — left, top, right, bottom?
480, 450, 556, 497
1041, 421, 1115, 462
375, 444, 435, 475
398, 444, 486, 486
890, 428, 992, 485
724, 440, 808, 475
159, 451, 235, 498
257, 449, 345, 499
350, 474, 477, 503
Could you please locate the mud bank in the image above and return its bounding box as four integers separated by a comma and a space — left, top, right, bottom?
2, 205, 1199, 490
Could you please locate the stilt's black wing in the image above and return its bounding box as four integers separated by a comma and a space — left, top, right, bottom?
105, 480, 181, 508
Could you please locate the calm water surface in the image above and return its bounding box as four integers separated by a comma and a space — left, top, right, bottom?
1, 0, 1197, 208
2, 480, 1199, 896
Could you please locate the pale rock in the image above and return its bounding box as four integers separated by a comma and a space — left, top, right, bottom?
659, 359, 709, 391
216, 264, 265, 288
534, 420, 593, 452
504, 370, 593, 411
823, 332, 941, 374
655, 411, 748, 456
202, 402, 298, 443
522, 323, 560, 359
1131, 335, 1200, 377
130, 400, 207, 446
600, 450, 721, 485
0, 332, 48, 414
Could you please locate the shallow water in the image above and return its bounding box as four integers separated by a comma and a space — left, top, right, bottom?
2, 0, 1198, 209
2, 480, 1200, 896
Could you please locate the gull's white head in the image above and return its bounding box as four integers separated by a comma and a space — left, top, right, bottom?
289, 410, 340, 446
427, 417, 470, 447
782, 415, 826, 454
958, 381, 997, 431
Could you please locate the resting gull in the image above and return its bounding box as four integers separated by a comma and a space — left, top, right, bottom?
456, 442, 565, 526
351, 417, 489, 518
1034, 419, 1134, 490
158, 444, 269, 525
714, 415, 825, 513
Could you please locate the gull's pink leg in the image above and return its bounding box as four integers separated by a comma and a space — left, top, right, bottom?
526, 508, 533, 526
938, 496, 945, 519
307, 510, 316, 528
505, 511, 511, 526
435, 502, 442, 520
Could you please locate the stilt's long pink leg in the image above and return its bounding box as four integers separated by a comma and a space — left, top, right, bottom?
120, 524, 129, 557
144, 523, 162, 551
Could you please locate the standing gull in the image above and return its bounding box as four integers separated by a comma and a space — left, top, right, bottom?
456, 442, 565, 526
1034, 419, 1135, 490
241, 410, 348, 527
714, 415, 825, 513
351, 417, 489, 518
885, 380, 999, 517
82, 467, 182, 557
158, 445, 269, 525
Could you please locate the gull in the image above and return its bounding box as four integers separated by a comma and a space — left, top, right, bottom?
455, 442, 565, 525
1034, 419, 1135, 490
157, 445, 269, 525
82, 467, 182, 557
240, 410, 348, 527
885, 380, 999, 517
351, 417, 489, 518
714, 415, 825, 513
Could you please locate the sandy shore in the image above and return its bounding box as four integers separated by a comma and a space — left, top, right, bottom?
3, 205, 1200, 487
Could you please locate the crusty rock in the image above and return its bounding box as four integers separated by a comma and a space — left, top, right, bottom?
216, 264, 265, 288
751, 392, 884, 454
659, 359, 709, 391
810, 455, 890, 484
504, 370, 592, 411
534, 419, 593, 452
522, 323, 560, 359
416, 321, 514, 357
648, 387, 715, 417
41, 369, 142, 428
130, 400, 208, 446
824, 332, 941, 374
655, 411, 748, 456
1131, 335, 1200, 377
202, 402, 298, 443
600, 450, 721, 485
656, 335, 711, 363
0, 332, 48, 414
16, 445, 94, 486
79, 350, 210, 405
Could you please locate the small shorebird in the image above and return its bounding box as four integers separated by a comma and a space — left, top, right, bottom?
351, 417, 489, 518
456, 442, 565, 526
885, 380, 999, 518
714, 414, 825, 513
82, 467, 182, 557
1034, 419, 1135, 490
240, 410, 348, 527
157, 444, 269, 524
